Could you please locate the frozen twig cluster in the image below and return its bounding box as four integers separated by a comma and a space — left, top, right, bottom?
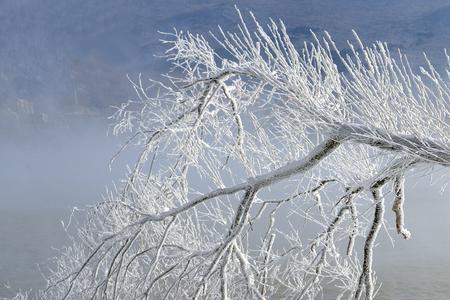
20, 8, 450, 300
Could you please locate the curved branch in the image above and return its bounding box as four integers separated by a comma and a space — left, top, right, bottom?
392, 175, 411, 239
354, 187, 385, 300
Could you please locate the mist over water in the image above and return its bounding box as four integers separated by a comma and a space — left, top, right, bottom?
2, 119, 450, 299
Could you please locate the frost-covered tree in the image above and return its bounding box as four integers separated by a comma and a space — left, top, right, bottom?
26, 10, 450, 300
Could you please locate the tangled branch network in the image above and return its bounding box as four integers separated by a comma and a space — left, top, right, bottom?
19, 9, 450, 300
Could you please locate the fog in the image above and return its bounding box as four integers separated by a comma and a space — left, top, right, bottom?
0, 120, 137, 296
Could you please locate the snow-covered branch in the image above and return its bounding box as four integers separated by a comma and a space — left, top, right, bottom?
25, 8, 450, 300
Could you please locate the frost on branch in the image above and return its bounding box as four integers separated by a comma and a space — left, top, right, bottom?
27, 8, 450, 300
